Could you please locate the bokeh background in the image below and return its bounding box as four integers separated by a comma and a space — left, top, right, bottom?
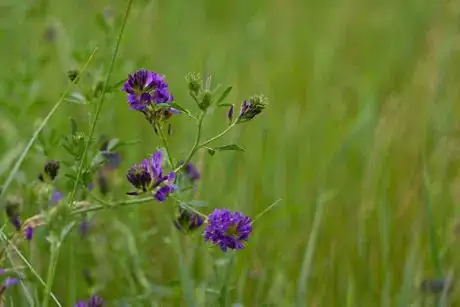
0, 0, 459, 305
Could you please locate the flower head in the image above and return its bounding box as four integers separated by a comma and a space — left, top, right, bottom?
154, 172, 177, 201
50, 190, 64, 205
126, 161, 151, 192
38, 160, 60, 182
25, 226, 34, 241
5, 196, 22, 231
122, 69, 173, 111
237, 95, 268, 123
126, 151, 176, 201
204, 209, 252, 252
74, 296, 104, 307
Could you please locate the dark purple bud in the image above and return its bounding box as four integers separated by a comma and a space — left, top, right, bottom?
40, 160, 61, 181
227, 104, 234, 122
185, 163, 200, 182
238, 95, 268, 123
25, 226, 34, 241
174, 206, 204, 233
5, 196, 22, 231
126, 162, 151, 191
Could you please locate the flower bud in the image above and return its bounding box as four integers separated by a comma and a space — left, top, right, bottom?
237, 95, 268, 123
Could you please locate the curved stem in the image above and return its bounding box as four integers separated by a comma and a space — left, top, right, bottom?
199, 121, 237, 148
72, 196, 155, 215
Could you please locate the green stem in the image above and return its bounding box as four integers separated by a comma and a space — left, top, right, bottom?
156, 123, 175, 168
68, 0, 133, 207
42, 245, 61, 307
72, 197, 155, 215
199, 120, 237, 148
174, 111, 206, 172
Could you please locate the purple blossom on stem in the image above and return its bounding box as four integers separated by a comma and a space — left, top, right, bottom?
74, 296, 104, 307
122, 69, 173, 111
51, 190, 64, 205
127, 151, 177, 201
25, 226, 34, 240
204, 209, 252, 252
4, 277, 19, 287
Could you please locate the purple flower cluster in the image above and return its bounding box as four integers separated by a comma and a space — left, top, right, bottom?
126, 151, 177, 201
122, 69, 173, 111
204, 209, 252, 252
74, 296, 104, 307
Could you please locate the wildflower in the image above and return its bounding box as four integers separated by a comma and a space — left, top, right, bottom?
122, 69, 173, 111
126, 151, 177, 201
74, 296, 104, 307
154, 173, 177, 201
5, 196, 22, 231
177, 161, 200, 182
204, 209, 252, 252
25, 226, 34, 241
50, 190, 64, 205
237, 95, 268, 123
126, 161, 151, 192
174, 206, 204, 233
38, 160, 60, 182
0, 277, 20, 296
80, 218, 89, 238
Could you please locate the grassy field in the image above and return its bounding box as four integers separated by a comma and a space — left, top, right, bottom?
0, 0, 458, 306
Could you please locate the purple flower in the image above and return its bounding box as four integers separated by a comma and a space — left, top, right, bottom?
153, 172, 177, 201
122, 69, 173, 111
204, 209, 252, 252
185, 163, 200, 181
25, 226, 34, 240
237, 95, 268, 123
177, 161, 200, 182
126, 151, 176, 201
4, 277, 19, 287
74, 296, 104, 307
126, 161, 151, 191
51, 190, 64, 205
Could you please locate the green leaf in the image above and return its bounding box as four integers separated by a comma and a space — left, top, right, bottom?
66, 92, 87, 104
213, 144, 246, 152
169, 102, 191, 115
216, 86, 233, 105
70, 118, 78, 135
218, 103, 233, 108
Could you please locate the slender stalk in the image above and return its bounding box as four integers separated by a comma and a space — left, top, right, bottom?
156, 123, 175, 168
175, 112, 206, 172
252, 199, 283, 224
68, 0, 133, 207
42, 246, 61, 307
72, 196, 155, 215
199, 121, 237, 148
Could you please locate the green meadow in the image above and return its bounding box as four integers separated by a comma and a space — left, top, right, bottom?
0, 0, 458, 305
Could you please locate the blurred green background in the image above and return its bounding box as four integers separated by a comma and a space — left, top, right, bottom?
1, 0, 460, 305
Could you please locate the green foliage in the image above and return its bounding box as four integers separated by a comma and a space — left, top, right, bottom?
0, 0, 458, 306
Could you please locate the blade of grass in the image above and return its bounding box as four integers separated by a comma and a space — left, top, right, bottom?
68, 0, 133, 207
171, 223, 196, 307
295, 192, 326, 306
